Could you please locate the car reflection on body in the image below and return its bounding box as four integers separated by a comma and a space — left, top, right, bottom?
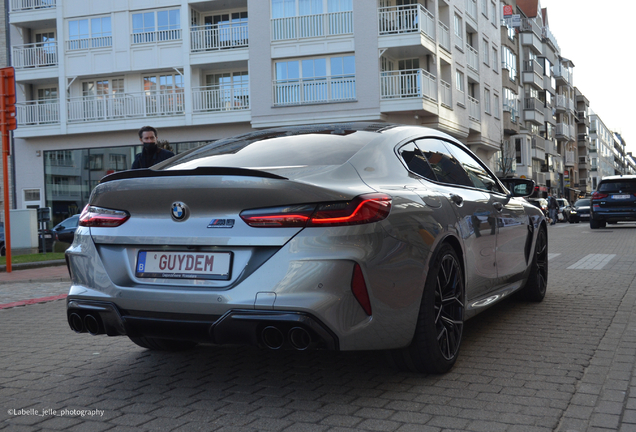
568, 198, 591, 223
528, 198, 549, 217
53, 215, 80, 244
65, 123, 548, 374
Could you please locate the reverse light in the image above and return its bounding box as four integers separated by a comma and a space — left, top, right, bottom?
79, 205, 130, 227
240, 194, 392, 228
351, 263, 372, 316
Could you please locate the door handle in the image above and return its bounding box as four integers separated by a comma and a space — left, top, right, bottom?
449, 194, 463, 206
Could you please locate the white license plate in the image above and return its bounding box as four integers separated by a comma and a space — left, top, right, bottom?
580, 214, 590, 218
612, 194, 630, 199
136, 251, 232, 280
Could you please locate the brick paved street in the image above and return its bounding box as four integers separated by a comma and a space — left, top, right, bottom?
1, 223, 636, 431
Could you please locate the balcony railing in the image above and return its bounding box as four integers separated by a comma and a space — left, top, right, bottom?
438, 21, 450, 52
16, 100, 60, 125
273, 75, 356, 106
132, 29, 182, 44
556, 123, 575, 139
66, 36, 112, 51
272, 11, 353, 41
523, 59, 544, 75
192, 85, 249, 112
67, 90, 185, 122
378, 4, 435, 40
191, 22, 248, 52
380, 69, 437, 102
524, 97, 542, 111
440, 79, 451, 108
466, 45, 479, 73
12, 42, 57, 69
10, 0, 54, 11
468, 96, 480, 122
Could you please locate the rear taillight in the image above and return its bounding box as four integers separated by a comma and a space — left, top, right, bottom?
240, 193, 392, 228
592, 192, 608, 200
351, 263, 372, 315
79, 205, 130, 227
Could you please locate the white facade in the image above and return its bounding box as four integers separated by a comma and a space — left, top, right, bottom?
9, 0, 503, 217
589, 113, 614, 190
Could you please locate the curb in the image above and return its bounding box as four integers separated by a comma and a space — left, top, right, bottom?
0, 259, 66, 273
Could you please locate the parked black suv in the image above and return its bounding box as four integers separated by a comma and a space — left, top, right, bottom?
590, 175, 636, 229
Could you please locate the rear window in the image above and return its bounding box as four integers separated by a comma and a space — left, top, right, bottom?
575, 199, 590, 207
598, 180, 636, 193
162, 130, 375, 170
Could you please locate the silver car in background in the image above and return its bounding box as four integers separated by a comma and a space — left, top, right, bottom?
66, 123, 548, 374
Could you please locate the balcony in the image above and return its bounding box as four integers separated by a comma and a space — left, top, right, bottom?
468, 96, 480, 122
12, 42, 57, 69
440, 79, 451, 108
192, 86, 249, 112
380, 69, 437, 102
438, 21, 450, 52
272, 11, 353, 41
466, 45, 479, 73
191, 22, 248, 52
556, 123, 575, 140
523, 97, 544, 125
522, 59, 543, 89
10, 0, 54, 12
378, 4, 435, 41
579, 156, 590, 169
65, 36, 113, 51
16, 100, 60, 125
273, 76, 356, 106
67, 91, 185, 122
131, 29, 182, 44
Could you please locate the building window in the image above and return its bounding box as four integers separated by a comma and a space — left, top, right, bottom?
494, 93, 500, 118
274, 55, 356, 105
484, 88, 491, 114
492, 47, 498, 72
454, 14, 463, 50
68, 16, 112, 50
109, 154, 127, 171
271, 0, 353, 39
502, 46, 516, 81
456, 69, 465, 106
132, 9, 181, 43
24, 189, 41, 202
490, 1, 497, 25
482, 39, 489, 66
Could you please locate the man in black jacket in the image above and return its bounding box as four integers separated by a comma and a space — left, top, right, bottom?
132, 126, 175, 169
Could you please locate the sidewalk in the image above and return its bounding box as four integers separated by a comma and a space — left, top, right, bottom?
0, 262, 70, 309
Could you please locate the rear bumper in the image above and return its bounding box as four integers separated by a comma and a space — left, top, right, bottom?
591, 211, 636, 222
67, 299, 339, 350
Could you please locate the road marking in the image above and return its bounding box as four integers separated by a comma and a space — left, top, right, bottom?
0, 294, 67, 309
548, 253, 561, 260
567, 254, 616, 270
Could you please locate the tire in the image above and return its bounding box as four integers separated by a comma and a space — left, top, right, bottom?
590, 219, 599, 229
520, 227, 547, 302
129, 336, 197, 351
390, 243, 464, 374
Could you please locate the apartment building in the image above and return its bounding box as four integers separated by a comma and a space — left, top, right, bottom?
499, 0, 566, 198
575, 86, 590, 195
589, 112, 615, 190
8, 0, 504, 225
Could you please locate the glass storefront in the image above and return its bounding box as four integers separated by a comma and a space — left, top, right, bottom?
43, 140, 212, 226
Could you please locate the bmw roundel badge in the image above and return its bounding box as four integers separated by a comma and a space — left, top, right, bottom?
171, 202, 189, 221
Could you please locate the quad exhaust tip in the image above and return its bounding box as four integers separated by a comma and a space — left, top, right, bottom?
261, 326, 312, 350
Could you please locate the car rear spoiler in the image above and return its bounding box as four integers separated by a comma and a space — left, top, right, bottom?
99, 167, 288, 184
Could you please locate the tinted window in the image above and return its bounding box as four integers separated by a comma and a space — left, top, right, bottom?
441, 141, 502, 193
163, 130, 374, 170
598, 180, 636, 193
414, 139, 472, 187
399, 142, 437, 181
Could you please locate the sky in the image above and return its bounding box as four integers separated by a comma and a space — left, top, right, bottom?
538, 0, 635, 153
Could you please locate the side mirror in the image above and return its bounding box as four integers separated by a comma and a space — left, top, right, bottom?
499, 178, 535, 197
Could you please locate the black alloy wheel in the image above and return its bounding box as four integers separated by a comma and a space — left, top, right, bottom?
390, 243, 465, 374
520, 227, 547, 302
